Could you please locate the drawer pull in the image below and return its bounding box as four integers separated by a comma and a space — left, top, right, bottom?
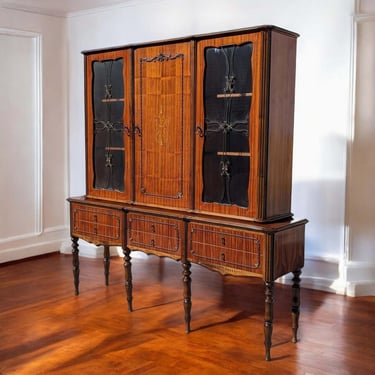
93, 215, 98, 222
150, 224, 155, 233
220, 252, 226, 262
150, 239, 155, 247
221, 237, 226, 246
93, 227, 98, 235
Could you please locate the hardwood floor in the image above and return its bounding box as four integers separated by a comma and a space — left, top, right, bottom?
0, 253, 374, 375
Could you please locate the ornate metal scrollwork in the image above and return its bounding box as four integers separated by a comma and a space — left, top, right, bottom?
220, 159, 231, 177
123, 126, 131, 136
205, 119, 249, 136
224, 74, 236, 94
195, 125, 204, 137
105, 153, 113, 168
104, 83, 112, 99
94, 120, 124, 133
134, 125, 142, 137
140, 53, 184, 63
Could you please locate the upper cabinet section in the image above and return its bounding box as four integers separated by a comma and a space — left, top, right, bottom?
80, 26, 298, 222
133, 42, 194, 210
195, 28, 298, 221
85, 49, 133, 202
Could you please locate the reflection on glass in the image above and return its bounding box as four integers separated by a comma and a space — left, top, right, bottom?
92, 58, 125, 191
202, 43, 253, 208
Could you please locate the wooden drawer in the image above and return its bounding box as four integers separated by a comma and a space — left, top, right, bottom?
127, 213, 182, 258
71, 203, 123, 245
187, 222, 264, 275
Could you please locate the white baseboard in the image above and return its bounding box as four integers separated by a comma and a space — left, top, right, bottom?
59, 240, 103, 258
278, 256, 375, 297
60, 241, 149, 259
345, 280, 375, 297
0, 226, 69, 263
59, 241, 127, 258
345, 261, 375, 296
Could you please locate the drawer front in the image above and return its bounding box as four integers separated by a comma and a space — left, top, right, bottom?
188, 223, 264, 275
71, 204, 123, 245
127, 213, 182, 257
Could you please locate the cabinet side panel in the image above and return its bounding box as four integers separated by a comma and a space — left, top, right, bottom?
272, 225, 305, 280
266, 31, 297, 219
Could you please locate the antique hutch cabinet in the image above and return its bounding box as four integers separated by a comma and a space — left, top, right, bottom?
68, 25, 307, 361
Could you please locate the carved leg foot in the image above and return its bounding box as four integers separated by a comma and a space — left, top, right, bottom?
123, 247, 133, 312
103, 245, 110, 286
264, 281, 274, 361
291, 269, 302, 343
72, 237, 80, 296
182, 261, 192, 333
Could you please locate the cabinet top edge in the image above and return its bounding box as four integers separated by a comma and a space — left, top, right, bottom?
81, 25, 299, 55
67, 196, 125, 210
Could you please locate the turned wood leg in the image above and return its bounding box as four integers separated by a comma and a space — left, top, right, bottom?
264, 280, 274, 361
123, 246, 133, 312
71, 236, 80, 296
103, 245, 110, 286
291, 268, 302, 343
182, 261, 192, 333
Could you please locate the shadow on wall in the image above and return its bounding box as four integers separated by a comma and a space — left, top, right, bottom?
292, 177, 346, 260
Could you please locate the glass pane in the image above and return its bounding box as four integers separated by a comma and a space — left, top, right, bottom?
202, 43, 252, 208
92, 58, 125, 191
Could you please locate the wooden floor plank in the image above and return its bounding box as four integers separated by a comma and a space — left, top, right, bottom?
0, 253, 374, 374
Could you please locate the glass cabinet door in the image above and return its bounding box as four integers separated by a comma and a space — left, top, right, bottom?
85, 50, 132, 202
92, 58, 125, 191
202, 43, 253, 208
195, 32, 263, 219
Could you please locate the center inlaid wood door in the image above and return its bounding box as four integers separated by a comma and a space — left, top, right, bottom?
134, 42, 194, 210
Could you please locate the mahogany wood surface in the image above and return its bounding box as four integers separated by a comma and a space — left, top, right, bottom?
1, 253, 374, 375
70, 203, 125, 246
263, 30, 297, 219
133, 42, 194, 210
127, 212, 184, 260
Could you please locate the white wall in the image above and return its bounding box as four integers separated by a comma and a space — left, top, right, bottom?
0, 8, 69, 262
0, 32, 39, 238
344, 0, 375, 295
